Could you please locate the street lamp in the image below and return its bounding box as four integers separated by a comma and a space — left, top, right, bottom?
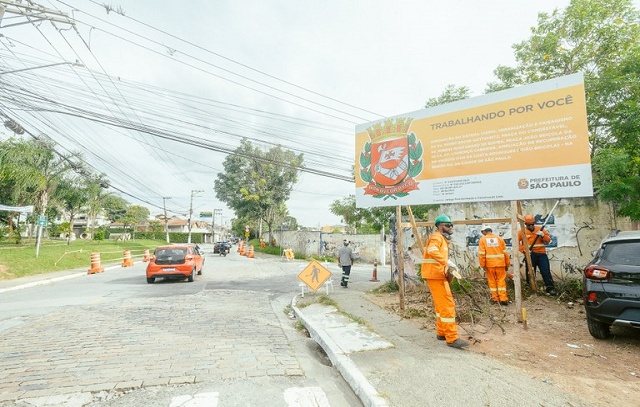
0, 61, 83, 75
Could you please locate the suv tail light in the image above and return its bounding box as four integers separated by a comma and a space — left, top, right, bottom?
584, 265, 611, 280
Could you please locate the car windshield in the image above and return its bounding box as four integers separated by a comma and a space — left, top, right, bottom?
602, 241, 640, 266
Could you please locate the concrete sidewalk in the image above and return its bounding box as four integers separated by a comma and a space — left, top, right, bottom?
292, 264, 589, 407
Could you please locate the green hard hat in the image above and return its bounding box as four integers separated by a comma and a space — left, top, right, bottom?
434, 214, 452, 226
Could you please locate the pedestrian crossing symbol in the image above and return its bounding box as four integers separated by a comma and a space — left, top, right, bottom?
298, 260, 332, 292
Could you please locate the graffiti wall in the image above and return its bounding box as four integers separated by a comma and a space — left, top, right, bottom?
264, 198, 637, 279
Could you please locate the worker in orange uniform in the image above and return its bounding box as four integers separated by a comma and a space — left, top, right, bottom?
478, 224, 511, 305
518, 214, 557, 295
421, 214, 469, 349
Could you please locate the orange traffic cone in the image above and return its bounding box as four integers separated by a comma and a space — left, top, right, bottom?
370, 259, 379, 282
247, 245, 254, 258
88, 252, 105, 274
237, 240, 243, 253
240, 242, 246, 256
143, 249, 150, 262
121, 250, 134, 267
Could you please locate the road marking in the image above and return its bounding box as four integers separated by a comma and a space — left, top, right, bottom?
168, 388, 329, 407
284, 387, 330, 407
170, 392, 219, 407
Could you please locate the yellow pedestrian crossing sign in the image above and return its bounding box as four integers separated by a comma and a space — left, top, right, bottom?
298, 260, 332, 292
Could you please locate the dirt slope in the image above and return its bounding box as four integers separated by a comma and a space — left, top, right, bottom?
366, 285, 640, 407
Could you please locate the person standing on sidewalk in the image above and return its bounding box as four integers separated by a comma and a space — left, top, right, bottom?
518, 214, 557, 295
338, 239, 355, 288
478, 224, 511, 305
421, 214, 469, 349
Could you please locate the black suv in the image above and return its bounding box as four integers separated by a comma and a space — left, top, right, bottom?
583, 230, 640, 339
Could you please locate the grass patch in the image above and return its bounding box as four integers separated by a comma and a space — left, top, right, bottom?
294, 320, 307, 332
309, 255, 337, 263
0, 238, 166, 279
404, 307, 429, 318
295, 294, 369, 327
251, 240, 306, 259
371, 280, 399, 293
317, 295, 338, 307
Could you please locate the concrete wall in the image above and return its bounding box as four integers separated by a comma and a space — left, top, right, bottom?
267, 198, 639, 280
267, 229, 385, 264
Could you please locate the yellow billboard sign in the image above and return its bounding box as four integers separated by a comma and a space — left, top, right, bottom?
355, 73, 592, 207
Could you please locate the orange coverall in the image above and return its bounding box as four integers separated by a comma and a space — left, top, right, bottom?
517, 227, 551, 254
478, 232, 511, 302
421, 231, 459, 343
518, 226, 555, 291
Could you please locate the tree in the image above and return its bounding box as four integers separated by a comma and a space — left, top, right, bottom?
215, 139, 303, 244
84, 176, 112, 238
52, 176, 90, 244
121, 205, 150, 239
425, 84, 471, 108
484, 0, 640, 220
330, 195, 362, 233
0, 137, 76, 243
102, 194, 129, 223
148, 220, 164, 233
282, 215, 299, 231
592, 148, 640, 219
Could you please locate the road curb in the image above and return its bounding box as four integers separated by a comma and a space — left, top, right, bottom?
291, 295, 389, 407
0, 265, 121, 294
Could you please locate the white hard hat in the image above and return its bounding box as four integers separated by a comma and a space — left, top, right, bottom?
481, 224, 492, 231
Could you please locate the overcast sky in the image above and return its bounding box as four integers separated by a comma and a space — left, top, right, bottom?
3, 0, 627, 228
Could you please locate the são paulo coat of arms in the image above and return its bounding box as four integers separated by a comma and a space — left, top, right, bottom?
359, 117, 423, 200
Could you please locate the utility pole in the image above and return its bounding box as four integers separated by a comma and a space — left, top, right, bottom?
162, 197, 171, 243
0, 0, 75, 28
212, 208, 222, 243
187, 190, 203, 244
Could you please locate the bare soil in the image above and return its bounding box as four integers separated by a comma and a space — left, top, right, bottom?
365, 281, 640, 407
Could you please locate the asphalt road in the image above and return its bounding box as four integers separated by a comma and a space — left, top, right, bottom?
0, 247, 361, 407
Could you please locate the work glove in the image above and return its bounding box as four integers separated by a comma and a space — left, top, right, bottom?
446, 260, 462, 280
536, 231, 544, 237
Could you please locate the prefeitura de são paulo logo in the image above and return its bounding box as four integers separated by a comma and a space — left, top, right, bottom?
359, 117, 423, 200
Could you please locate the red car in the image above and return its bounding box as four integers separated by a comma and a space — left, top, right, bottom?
146, 244, 204, 284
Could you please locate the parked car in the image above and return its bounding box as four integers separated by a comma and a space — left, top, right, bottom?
582, 230, 640, 339
146, 244, 204, 284
213, 241, 231, 255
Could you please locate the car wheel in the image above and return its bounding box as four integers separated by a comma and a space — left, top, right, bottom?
188, 268, 195, 282
146, 277, 155, 284
587, 315, 611, 339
